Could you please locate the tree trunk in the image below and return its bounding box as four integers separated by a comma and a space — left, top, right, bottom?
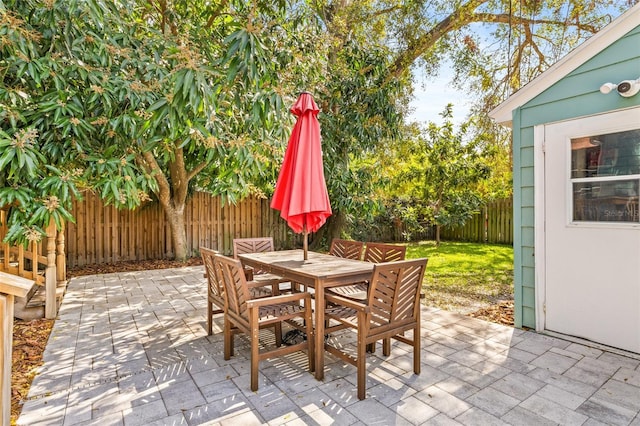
165, 205, 189, 261
140, 148, 192, 262
435, 224, 441, 246
322, 210, 346, 246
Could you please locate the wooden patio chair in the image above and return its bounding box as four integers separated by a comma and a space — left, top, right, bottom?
324, 258, 428, 400
326, 242, 407, 301
200, 246, 274, 336
363, 242, 407, 263
214, 253, 315, 392
328, 238, 365, 260
233, 237, 291, 292
326, 243, 409, 352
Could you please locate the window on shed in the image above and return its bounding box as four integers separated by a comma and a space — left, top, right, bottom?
571, 129, 640, 223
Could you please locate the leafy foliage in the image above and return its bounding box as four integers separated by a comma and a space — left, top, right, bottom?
0, 0, 319, 256
390, 105, 493, 242
320, 44, 406, 223
1, 0, 629, 255
303, 0, 624, 242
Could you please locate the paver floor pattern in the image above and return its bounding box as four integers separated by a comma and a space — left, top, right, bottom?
17, 266, 640, 425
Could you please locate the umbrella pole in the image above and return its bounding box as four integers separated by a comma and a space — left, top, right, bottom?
303, 227, 308, 260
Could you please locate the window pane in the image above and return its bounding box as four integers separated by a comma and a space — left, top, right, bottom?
571, 129, 640, 178
573, 180, 639, 222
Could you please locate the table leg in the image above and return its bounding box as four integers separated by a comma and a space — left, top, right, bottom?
314, 283, 325, 380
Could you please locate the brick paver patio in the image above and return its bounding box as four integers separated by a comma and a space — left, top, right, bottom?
17, 266, 640, 425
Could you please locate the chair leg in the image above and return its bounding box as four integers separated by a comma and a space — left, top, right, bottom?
356, 314, 367, 400
413, 326, 420, 374
224, 316, 233, 360
274, 323, 283, 347
207, 300, 213, 336
250, 323, 260, 392
383, 338, 391, 356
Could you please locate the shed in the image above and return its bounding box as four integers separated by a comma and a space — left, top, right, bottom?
490, 4, 640, 354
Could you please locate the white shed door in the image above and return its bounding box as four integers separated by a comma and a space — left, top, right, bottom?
544, 109, 640, 353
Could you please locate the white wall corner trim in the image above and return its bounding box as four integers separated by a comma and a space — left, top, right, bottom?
533, 124, 546, 332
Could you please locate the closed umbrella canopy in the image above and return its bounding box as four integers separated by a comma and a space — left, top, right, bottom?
271, 92, 331, 258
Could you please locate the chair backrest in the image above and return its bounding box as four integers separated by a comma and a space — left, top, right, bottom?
366, 258, 428, 332
200, 246, 224, 305
329, 239, 365, 260
233, 237, 275, 275
214, 254, 251, 321
363, 242, 407, 263
233, 237, 275, 258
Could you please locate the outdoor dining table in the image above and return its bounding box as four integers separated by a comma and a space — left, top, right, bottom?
237, 249, 373, 380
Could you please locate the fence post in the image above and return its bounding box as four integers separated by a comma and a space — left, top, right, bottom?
45, 220, 57, 319
56, 221, 66, 283
0, 272, 33, 426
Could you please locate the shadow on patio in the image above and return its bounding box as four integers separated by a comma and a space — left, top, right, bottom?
17, 266, 640, 425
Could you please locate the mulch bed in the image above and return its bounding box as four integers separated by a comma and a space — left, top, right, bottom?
468, 299, 514, 326
11, 257, 513, 422
11, 318, 54, 425
66, 257, 204, 278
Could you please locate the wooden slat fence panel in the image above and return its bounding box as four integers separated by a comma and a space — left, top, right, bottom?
440, 198, 513, 244
65, 193, 513, 267
65, 192, 296, 267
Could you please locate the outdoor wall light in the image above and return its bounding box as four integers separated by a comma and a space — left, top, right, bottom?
599, 77, 640, 98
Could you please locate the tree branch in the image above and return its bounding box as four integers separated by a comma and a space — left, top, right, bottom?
471, 12, 599, 32
140, 150, 172, 209
186, 161, 209, 182
205, 0, 230, 28
386, 3, 601, 85
385, 0, 489, 84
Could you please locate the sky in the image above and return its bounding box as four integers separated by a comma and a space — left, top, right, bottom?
408, 64, 472, 126
407, 3, 630, 127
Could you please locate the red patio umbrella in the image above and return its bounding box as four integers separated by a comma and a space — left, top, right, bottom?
271, 92, 332, 260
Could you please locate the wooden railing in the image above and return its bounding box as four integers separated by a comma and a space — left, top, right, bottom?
0, 208, 65, 318
0, 272, 32, 424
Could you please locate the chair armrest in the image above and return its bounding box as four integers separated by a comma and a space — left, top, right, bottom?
247, 279, 280, 296
325, 293, 370, 313
246, 292, 311, 308
247, 280, 276, 289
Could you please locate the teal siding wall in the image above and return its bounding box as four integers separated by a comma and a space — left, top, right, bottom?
511, 109, 523, 327
513, 25, 640, 329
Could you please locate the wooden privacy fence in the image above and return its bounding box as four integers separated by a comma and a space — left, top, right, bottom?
65, 192, 513, 267
441, 198, 513, 244
65, 191, 300, 267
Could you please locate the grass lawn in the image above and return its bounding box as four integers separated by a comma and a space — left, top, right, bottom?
406, 241, 514, 314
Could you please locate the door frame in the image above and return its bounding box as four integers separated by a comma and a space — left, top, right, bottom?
534, 106, 640, 334
534, 124, 546, 332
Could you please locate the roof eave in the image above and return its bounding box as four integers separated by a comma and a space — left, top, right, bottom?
489, 4, 640, 128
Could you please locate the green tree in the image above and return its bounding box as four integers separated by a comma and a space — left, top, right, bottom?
303, 0, 627, 242
1, 0, 630, 259
316, 44, 406, 243
0, 0, 319, 260
303, 4, 410, 244
399, 105, 491, 243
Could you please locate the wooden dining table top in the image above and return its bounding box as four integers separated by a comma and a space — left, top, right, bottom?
237, 249, 373, 289
238, 249, 374, 380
